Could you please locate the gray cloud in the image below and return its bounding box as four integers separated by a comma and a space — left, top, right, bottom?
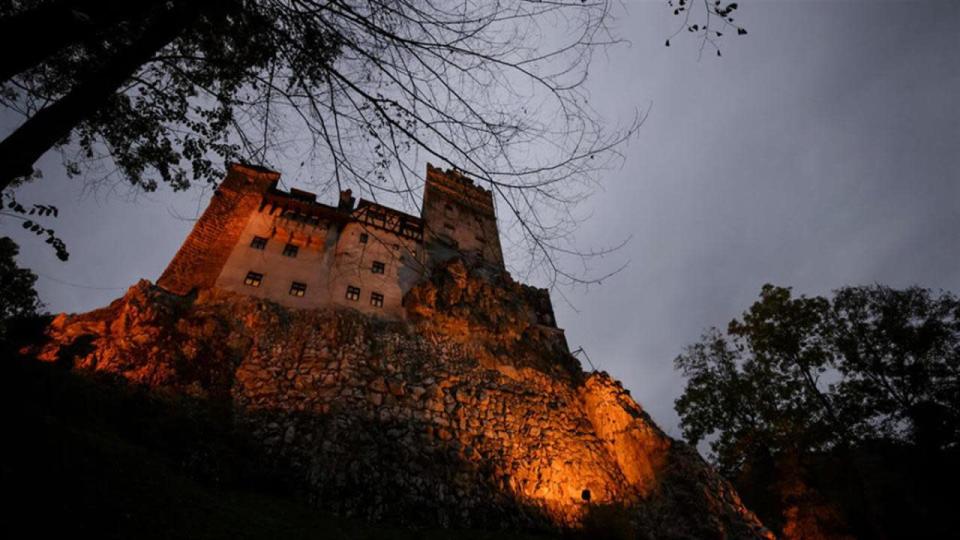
3, 1, 958, 437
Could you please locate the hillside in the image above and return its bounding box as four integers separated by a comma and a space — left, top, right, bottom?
0, 356, 551, 540
17, 259, 771, 538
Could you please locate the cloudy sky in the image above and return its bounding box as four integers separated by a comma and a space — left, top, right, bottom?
4, 1, 958, 437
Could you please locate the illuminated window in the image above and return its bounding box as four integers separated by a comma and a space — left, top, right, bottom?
282, 243, 299, 257
370, 292, 384, 307
250, 236, 268, 250
244, 271, 263, 287
371, 261, 385, 274
346, 285, 361, 301
359, 233, 368, 244
289, 282, 306, 297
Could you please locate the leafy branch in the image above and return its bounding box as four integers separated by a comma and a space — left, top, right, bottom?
1, 192, 69, 260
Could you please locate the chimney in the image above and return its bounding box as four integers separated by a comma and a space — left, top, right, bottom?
338, 189, 355, 211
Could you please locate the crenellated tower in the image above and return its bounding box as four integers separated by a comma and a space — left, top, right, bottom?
421, 164, 504, 270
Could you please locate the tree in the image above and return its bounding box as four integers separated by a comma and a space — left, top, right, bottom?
0, 236, 42, 335
675, 284, 960, 538
0, 0, 747, 284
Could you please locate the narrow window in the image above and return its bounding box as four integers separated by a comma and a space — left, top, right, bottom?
244, 271, 263, 287
250, 236, 268, 250
444, 222, 455, 232
359, 233, 368, 244
346, 285, 361, 301
371, 261, 385, 274
289, 282, 307, 297
370, 292, 384, 307
282, 243, 299, 257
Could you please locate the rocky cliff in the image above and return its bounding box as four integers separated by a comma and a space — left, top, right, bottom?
34, 260, 770, 539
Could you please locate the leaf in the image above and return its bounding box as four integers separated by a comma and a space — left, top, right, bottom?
737, 27, 747, 35
665, 39, 671, 47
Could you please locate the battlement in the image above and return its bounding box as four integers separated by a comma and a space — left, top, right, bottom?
425, 163, 495, 212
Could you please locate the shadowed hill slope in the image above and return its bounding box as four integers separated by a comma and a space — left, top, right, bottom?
22, 259, 771, 538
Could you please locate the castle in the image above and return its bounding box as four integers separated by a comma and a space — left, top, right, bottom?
33, 161, 771, 537
158, 162, 554, 325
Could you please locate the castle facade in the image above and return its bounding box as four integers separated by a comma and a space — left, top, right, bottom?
157, 163, 538, 321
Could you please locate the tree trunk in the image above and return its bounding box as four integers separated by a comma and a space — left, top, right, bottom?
0, 0, 165, 82
0, 3, 200, 192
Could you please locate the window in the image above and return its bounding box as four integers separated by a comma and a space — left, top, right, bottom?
371, 261, 385, 274
289, 282, 307, 297
359, 233, 368, 244
250, 236, 268, 250
281, 210, 319, 225
282, 243, 299, 257
444, 203, 455, 217
401, 222, 419, 238
444, 222, 455, 232
244, 271, 263, 287
346, 285, 361, 301
370, 292, 384, 307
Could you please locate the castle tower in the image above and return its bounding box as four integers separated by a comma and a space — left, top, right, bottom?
421, 164, 504, 269
158, 163, 279, 295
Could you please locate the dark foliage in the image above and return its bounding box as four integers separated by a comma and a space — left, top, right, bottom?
675, 284, 960, 538
0, 236, 43, 335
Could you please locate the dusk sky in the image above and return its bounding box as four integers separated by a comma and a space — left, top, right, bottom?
4, 1, 958, 437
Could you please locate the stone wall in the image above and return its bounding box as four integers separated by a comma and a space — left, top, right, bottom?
35, 259, 770, 538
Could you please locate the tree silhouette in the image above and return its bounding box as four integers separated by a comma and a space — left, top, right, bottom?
675, 284, 960, 537
0, 236, 43, 334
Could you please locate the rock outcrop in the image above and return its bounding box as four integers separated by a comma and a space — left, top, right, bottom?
34, 259, 771, 538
